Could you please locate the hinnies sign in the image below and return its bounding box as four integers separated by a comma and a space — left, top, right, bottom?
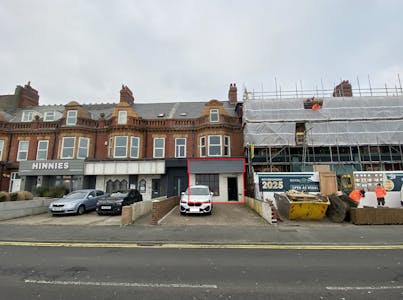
18, 160, 84, 176
258, 172, 320, 193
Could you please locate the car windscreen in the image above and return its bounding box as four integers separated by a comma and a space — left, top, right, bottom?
110, 192, 129, 198
187, 187, 210, 195
64, 191, 87, 199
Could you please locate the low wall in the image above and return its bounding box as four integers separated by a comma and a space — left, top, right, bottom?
151, 196, 179, 225
351, 208, 403, 225
121, 201, 153, 225
0, 198, 53, 221
245, 196, 273, 224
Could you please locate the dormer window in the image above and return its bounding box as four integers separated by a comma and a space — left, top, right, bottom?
22, 111, 33, 122
44, 111, 55, 121
210, 109, 219, 123
66, 110, 77, 125
118, 111, 127, 124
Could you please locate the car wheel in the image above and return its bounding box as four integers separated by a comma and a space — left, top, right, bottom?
180, 211, 186, 215
77, 205, 86, 215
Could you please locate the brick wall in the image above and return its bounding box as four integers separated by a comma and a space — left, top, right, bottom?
151, 196, 180, 225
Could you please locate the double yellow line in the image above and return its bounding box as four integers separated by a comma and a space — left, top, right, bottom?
1, 241, 403, 250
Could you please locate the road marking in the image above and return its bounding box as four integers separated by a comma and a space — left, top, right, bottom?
1, 241, 403, 250
24, 279, 217, 289
326, 285, 403, 291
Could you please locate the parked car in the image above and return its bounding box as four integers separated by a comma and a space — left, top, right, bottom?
180, 185, 213, 215
96, 189, 143, 215
49, 189, 107, 215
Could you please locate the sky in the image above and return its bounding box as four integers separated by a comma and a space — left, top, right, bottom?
1, 0, 402, 105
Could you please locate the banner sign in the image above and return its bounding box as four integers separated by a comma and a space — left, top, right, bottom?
258, 173, 320, 193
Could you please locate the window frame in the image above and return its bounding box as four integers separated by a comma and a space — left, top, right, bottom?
118, 111, 127, 125
130, 137, 140, 158
66, 110, 77, 126
208, 135, 222, 156
114, 136, 128, 158
175, 138, 186, 158
224, 135, 231, 156
200, 136, 206, 157
0, 140, 4, 161
77, 137, 90, 159
209, 109, 219, 123
36, 140, 49, 160
17, 140, 29, 161
196, 174, 219, 196
153, 137, 165, 158
61, 137, 75, 159
22, 111, 33, 122
44, 111, 55, 122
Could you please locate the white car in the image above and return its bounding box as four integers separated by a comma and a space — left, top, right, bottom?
180, 185, 213, 215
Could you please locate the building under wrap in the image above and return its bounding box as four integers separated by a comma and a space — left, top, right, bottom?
243, 86, 403, 176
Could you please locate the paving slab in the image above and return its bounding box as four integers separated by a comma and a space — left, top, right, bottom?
159, 204, 270, 226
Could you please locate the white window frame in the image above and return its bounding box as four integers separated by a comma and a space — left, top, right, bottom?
130, 137, 140, 158
108, 137, 113, 158
114, 136, 128, 158
200, 136, 206, 157
175, 138, 186, 158
61, 137, 75, 159
118, 111, 127, 125
224, 135, 231, 156
0, 140, 4, 161
22, 111, 33, 122
153, 137, 165, 158
210, 109, 219, 123
44, 111, 55, 121
36, 140, 49, 160
208, 135, 222, 156
77, 137, 90, 159
66, 110, 77, 125
17, 140, 29, 161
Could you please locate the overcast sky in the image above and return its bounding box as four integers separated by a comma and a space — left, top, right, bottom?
1, 0, 402, 105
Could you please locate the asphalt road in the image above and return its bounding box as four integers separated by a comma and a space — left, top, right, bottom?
1, 245, 402, 299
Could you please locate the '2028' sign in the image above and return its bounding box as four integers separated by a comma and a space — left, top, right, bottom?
258, 173, 320, 193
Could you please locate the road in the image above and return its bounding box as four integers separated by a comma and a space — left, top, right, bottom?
1, 244, 402, 299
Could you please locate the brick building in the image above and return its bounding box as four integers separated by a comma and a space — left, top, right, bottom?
0, 83, 244, 201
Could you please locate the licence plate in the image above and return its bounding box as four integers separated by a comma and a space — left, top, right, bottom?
189, 207, 199, 213
52, 207, 64, 211
101, 206, 112, 210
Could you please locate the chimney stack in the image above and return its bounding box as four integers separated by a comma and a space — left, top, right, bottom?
120, 84, 134, 105
17, 81, 39, 107
228, 83, 237, 104
333, 80, 353, 97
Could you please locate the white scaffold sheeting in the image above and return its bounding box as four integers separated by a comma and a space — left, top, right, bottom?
244, 122, 296, 146
244, 96, 403, 122
243, 95, 403, 146
309, 120, 403, 145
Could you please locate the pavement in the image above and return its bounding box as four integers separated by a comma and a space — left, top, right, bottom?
0, 212, 403, 246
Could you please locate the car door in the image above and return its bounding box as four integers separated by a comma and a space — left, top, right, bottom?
87, 191, 97, 209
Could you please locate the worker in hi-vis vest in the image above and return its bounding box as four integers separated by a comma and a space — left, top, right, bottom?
349, 189, 366, 203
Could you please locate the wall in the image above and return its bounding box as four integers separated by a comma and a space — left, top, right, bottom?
121, 200, 153, 225
151, 196, 179, 225
0, 198, 53, 221
245, 196, 273, 224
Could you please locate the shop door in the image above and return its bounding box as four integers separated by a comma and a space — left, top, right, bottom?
152, 179, 160, 199
173, 176, 187, 196
227, 177, 238, 201
9, 172, 21, 192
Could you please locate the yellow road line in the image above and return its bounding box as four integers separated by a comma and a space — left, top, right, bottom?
0, 241, 403, 250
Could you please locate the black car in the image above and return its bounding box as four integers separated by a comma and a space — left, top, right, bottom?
96, 189, 143, 215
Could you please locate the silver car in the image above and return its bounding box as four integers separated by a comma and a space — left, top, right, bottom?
48, 189, 106, 215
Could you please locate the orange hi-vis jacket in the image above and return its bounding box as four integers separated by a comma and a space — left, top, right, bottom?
375, 186, 387, 198
349, 189, 363, 203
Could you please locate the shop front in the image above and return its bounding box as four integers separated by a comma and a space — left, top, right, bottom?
84, 160, 165, 200
18, 160, 85, 193
187, 158, 246, 203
